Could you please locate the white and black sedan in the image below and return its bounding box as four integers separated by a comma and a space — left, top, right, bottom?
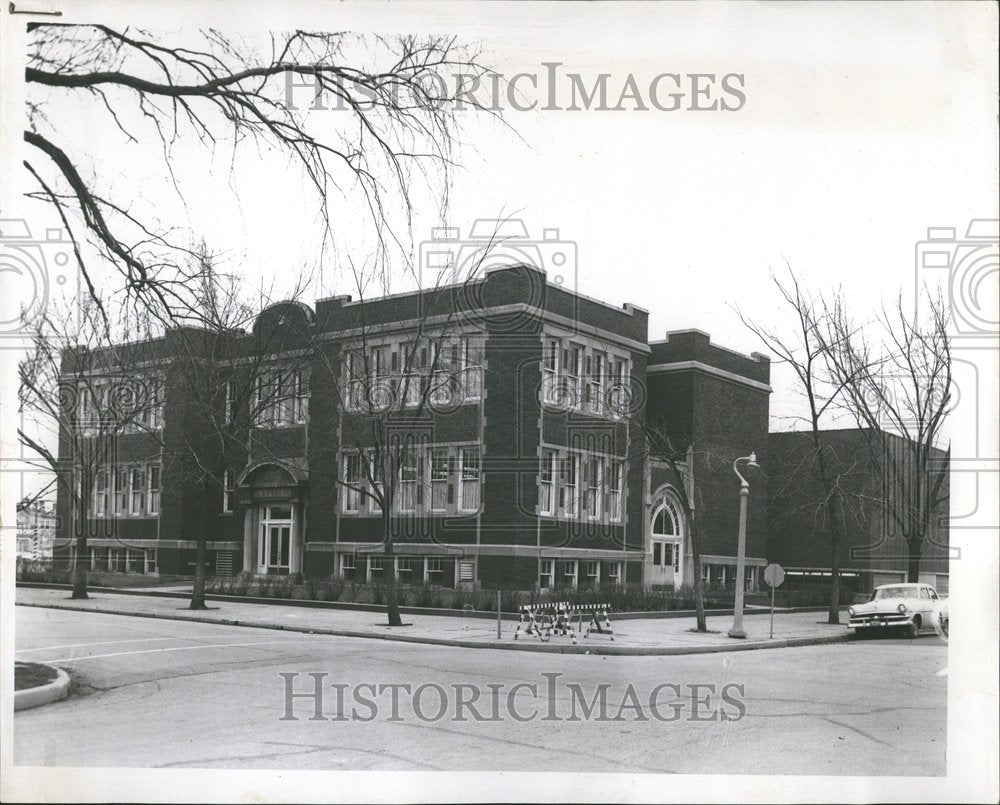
847, 583, 943, 638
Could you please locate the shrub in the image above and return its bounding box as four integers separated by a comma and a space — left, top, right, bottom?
323, 575, 346, 602
500, 588, 522, 613
272, 576, 295, 599
231, 572, 253, 596
255, 575, 274, 597
414, 584, 442, 609
16, 558, 70, 584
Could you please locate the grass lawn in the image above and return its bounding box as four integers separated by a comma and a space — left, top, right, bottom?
14, 661, 59, 691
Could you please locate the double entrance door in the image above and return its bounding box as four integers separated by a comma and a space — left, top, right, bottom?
651, 538, 681, 586
258, 504, 293, 575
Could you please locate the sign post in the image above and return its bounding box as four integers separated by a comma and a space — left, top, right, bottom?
763, 563, 785, 639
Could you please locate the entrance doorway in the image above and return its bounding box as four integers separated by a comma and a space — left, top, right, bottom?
649, 491, 684, 587
258, 504, 293, 575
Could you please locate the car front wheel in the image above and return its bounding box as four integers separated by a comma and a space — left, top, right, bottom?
907, 616, 921, 639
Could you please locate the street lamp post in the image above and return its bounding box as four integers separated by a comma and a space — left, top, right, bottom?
728, 451, 759, 639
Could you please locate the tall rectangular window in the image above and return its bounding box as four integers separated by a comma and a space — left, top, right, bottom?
610, 356, 628, 417
367, 450, 383, 513
562, 344, 581, 405
401, 341, 421, 407
276, 371, 294, 424
429, 447, 449, 512
539, 559, 554, 589
430, 340, 453, 405
539, 449, 556, 515
460, 447, 480, 511
399, 449, 418, 512
560, 559, 578, 590
542, 337, 560, 403
94, 470, 109, 516
369, 346, 395, 409
90, 547, 108, 571
222, 469, 234, 513
343, 453, 362, 512
126, 549, 145, 574
151, 377, 164, 429
129, 467, 145, 515
253, 373, 272, 427
586, 351, 605, 414
76, 382, 92, 430
584, 456, 602, 518
608, 460, 623, 521
346, 350, 363, 410
294, 370, 309, 423
113, 467, 127, 515
560, 454, 578, 516
462, 337, 483, 400
147, 465, 161, 515
606, 561, 622, 585
116, 385, 136, 432
139, 376, 164, 430
396, 556, 414, 580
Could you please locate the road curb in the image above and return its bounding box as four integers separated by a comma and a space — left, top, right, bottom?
16, 601, 855, 656
14, 665, 70, 711
14, 582, 838, 620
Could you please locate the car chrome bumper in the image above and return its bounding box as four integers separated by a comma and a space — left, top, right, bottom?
849, 616, 911, 629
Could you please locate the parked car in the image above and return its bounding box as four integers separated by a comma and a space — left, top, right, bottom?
847, 583, 943, 638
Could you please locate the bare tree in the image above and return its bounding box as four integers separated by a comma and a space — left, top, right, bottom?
18, 300, 157, 598
308, 242, 501, 627
823, 292, 951, 583
24, 25, 498, 324
115, 243, 315, 609
736, 269, 870, 624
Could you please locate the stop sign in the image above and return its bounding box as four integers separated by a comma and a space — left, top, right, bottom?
764, 563, 785, 588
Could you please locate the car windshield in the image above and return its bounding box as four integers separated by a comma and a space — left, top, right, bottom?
871, 586, 915, 600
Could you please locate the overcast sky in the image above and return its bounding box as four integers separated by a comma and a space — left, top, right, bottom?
5, 1, 998, 500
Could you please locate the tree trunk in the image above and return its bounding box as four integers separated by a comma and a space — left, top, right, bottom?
189, 482, 209, 610
383, 507, 402, 626
814, 435, 842, 625
826, 495, 841, 624
71, 557, 89, 599
690, 545, 707, 633
71, 482, 89, 599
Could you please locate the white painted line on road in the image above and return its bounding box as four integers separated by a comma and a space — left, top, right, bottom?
40, 639, 321, 664
17, 637, 201, 654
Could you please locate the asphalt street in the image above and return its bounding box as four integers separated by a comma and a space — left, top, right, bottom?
13, 606, 948, 775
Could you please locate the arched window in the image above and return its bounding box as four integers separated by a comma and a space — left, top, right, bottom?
650, 489, 685, 583
651, 493, 683, 537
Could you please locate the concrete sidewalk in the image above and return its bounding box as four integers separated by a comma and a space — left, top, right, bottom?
15, 586, 853, 655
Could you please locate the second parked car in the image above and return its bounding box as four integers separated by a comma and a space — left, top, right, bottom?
847, 583, 943, 638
